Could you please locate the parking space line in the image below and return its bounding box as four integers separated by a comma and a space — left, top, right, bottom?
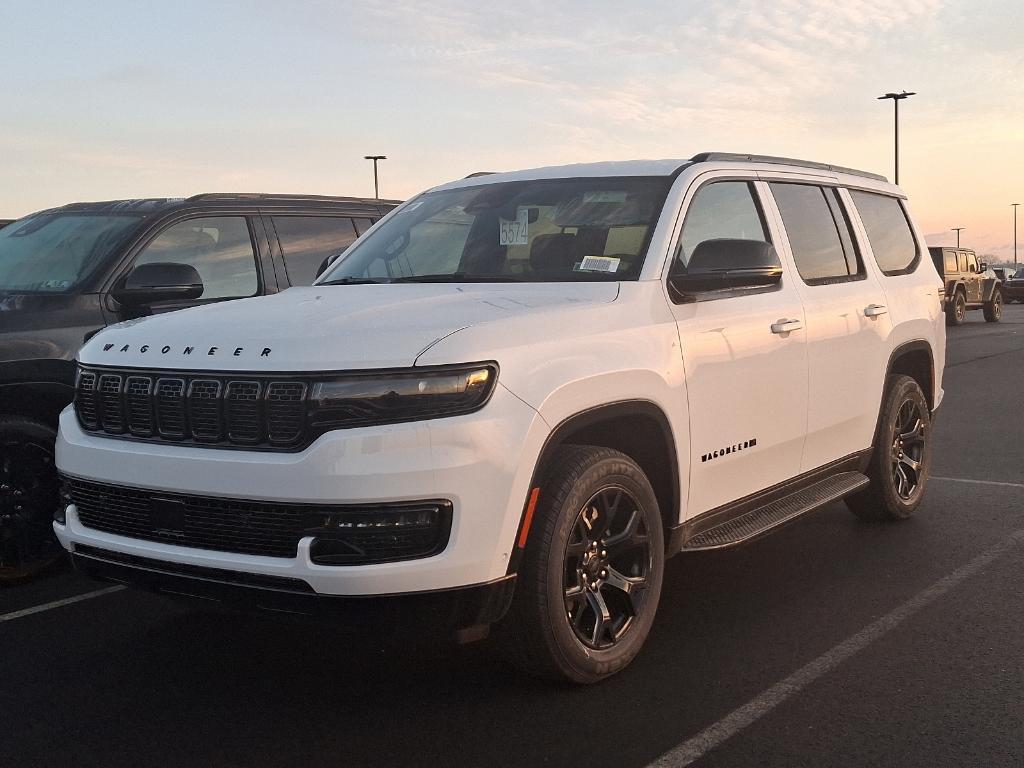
0, 585, 126, 623
647, 528, 1024, 767
932, 475, 1024, 490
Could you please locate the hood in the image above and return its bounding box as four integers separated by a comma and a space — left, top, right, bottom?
79, 283, 620, 371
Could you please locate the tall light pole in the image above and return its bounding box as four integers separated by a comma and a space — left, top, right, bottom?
877, 91, 915, 185
951, 227, 965, 248
1014, 203, 1020, 270
364, 155, 387, 199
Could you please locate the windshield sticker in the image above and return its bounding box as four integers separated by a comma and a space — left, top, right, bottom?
499, 209, 529, 246
583, 191, 627, 204
577, 256, 620, 273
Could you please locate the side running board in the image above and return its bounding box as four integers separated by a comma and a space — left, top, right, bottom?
680, 471, 869, 551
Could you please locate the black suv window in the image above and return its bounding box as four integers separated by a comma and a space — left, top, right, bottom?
674, 181, 768, 273
770, 183, 861, 283
272, 216, 359, 286
849, 190, 918, 275
134, 217, 259, 300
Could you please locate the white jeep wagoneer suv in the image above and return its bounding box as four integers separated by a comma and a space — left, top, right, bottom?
55, 153, 945, 682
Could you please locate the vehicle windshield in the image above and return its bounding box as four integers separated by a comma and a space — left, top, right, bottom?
0, 212, 142, 293
319, 177, 671, 284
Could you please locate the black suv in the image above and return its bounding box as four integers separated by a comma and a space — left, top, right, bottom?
0, 220, 13, 229
0, 193, 398, 579
928, 246, 1002, 325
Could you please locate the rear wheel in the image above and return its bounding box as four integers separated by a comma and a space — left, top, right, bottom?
496, 446, 664, 683
846, 375, 932, 522
0, 416, 65, 584
946, 290, 966, 326
983, 288, 1003, 322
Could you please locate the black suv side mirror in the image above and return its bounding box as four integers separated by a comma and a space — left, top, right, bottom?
315, 250, 347, 280
670, 239, 783, 296
112, 262, 204, 305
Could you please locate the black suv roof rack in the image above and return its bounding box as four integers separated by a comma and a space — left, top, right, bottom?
690, 152, 888, 183
186, 193, 400, 204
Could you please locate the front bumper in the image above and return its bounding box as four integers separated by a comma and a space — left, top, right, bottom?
54, 384, 549, 596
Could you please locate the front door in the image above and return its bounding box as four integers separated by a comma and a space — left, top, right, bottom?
667, 177, 809, 517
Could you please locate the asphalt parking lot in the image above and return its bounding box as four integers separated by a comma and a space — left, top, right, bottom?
3, 306, 1023, 768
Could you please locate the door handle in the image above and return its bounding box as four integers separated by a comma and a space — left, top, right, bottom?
864, 304, 888, 318
770, 319, 803, 334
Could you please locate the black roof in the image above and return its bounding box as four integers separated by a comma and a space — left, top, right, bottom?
38, 193, 401, 216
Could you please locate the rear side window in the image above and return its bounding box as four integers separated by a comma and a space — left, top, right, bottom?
135, 216, 258, 300
944, 253, 957, 273
769, 183, 861, 283
674, 181, 768, 273
272, 216, 359, 286
849, 191, 919, 275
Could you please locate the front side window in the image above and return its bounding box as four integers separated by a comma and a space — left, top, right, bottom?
320, 177, 671, 284
134, 216, 258, 300
672, 181, 769, 274
272, 216, 358, 286
849, 190, 919, 275
966, 253, 978, 273
770, 183, 861, 283
0, 213, 141, 293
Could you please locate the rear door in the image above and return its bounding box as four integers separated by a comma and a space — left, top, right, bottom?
667, 175, 809, 516
763, 182, 893, 471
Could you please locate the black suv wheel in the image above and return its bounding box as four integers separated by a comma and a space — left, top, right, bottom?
497, 446, 664, 683
846, 375, 932, 521
0, 416, 65, 583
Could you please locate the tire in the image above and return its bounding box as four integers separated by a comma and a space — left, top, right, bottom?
496, 445, 665, 683
846, 375, 932, 522
983, 287, 1003, 322
0, 416, 66, 584
945, 290, 966, 326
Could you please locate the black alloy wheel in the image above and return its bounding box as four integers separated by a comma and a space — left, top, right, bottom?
890, 398, 927, 501
563, 486, 652, 650
0, 417, 65, 583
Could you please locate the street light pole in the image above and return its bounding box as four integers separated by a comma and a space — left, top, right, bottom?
951, 227, 965, 248
877, 91, 915, 185
1014, 203, 1020, 271
364, 155, 387, 199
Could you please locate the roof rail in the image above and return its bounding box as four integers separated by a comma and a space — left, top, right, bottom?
463, 171, 497, 179
690, 152, 888, 183
185, 193, 402, 204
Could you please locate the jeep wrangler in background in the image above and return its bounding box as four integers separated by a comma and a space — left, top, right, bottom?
0, 193, 398, 580
928, 246, 1002, 324
55, 154, 944, 682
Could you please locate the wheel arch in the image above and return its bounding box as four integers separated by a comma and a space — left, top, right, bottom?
886, 340, 935, 411
507, 399, 681, 574
0, 382, 74, 429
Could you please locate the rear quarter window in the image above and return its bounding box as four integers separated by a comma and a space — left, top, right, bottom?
849, 190, 919, 275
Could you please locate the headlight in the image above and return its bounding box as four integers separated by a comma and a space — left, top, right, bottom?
309, 363, 498, 430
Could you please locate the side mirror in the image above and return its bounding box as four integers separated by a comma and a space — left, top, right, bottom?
112, 262, 204, 305
979, 262, 988, 272
670, 239, 783, 296
315, 250, 347, 280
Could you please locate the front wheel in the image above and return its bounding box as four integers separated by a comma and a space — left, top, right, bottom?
846, 375, 932, 522
496, 446, 664, 683
984, 288, 1003, 322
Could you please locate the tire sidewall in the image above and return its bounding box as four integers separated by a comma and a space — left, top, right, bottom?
540, 456, 664, 682
953, 292, 966, 324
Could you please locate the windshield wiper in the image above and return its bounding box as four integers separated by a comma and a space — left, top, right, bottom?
389, 273, 524, 283
318, 277, 387, 285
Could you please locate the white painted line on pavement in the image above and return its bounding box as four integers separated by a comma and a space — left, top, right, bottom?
647, 528, 1024, 767
932, 475, 1024, 490
0, 585, 126, 623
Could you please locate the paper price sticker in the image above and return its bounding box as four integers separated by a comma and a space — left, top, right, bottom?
499, 209, 529, 246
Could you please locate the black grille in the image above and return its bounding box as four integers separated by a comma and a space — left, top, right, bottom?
65, 477, 452, 563
76, 367, 309, 450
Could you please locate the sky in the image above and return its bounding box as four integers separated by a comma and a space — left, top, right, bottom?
2, 0, 1023, 261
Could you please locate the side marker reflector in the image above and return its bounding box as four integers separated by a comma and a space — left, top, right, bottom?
517, 487, 541, 549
